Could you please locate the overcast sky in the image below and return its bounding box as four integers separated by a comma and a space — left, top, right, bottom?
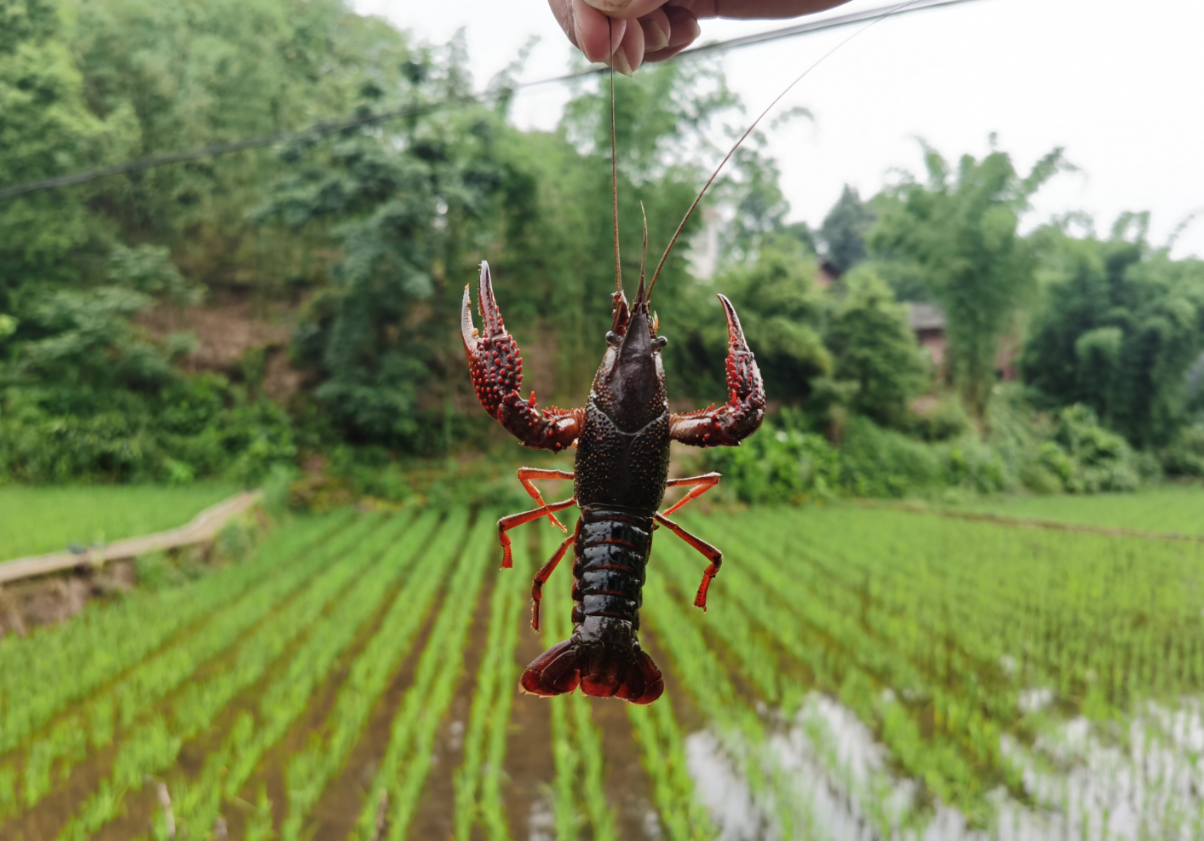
354, 0, 1204, 259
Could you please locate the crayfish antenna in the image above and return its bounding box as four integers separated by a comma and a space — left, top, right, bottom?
646, 0, 924, 302
609, 18, 623, 298
635, 202, 648, 305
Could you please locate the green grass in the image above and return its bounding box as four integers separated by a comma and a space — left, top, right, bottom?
941, 482, 1204, 535
4, 494, 1204, 840
0, 482, 240, 560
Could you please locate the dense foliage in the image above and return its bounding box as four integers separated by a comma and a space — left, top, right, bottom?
1, 0, 1201, 495
869, 141, 1068, 419
1021, 224, 1204, 449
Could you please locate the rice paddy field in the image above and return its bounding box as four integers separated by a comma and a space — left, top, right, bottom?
941, 483, 1204, 535
2, 490, 1204, 841
0, 483, 240, 561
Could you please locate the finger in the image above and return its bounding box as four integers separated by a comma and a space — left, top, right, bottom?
692, 0, 852, 20
643, 42, 693, 63
639, 8, 671, 52
612, 14, 645, 75
662, 5, 702, 50
573, 0, 627, 63
584, 0, 669, 20
549, 0, 579, 48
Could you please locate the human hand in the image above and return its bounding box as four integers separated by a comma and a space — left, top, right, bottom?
548, 0, 853, 75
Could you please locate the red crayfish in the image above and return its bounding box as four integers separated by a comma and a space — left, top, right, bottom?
461, 67, 766, 701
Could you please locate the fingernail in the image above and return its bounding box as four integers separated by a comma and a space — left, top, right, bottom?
685, 18, 701, 43
611, 48, 633, 77
645, 18, 670, 51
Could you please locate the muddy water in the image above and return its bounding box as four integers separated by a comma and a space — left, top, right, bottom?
301, 604, 441, 840
592, 695, 660, 839
681, 690, 1204, 841
502, 619, 558, 840
406, 576, 494, 840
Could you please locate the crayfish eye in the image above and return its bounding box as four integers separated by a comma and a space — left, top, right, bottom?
605, 331, 622, 347
653, 336, 668, 350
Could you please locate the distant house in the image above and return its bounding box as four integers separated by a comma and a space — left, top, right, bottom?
814, 260, 841, 291
908, 302, 947, 368
907, 302, 1019, 381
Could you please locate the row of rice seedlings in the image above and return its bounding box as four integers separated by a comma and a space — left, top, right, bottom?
787, 507, 1204, 708
49, 511, 409, 841
638, 557, 798, 837
947, 484, 1204, 535
2, 511, 378, 820
707, 516, 1008, 774
654, 532, 925, 836
0, 509, 354, 756
706, 515, 999, 821
627, 697, 714, 841
273, 509, 469, 839
351, 512, 494, 841
145, 509, 440, 838
702, 506, 1204, 829
453, 526, 528, 841
653, 535, 845, 836
531, 517, 618, 841
776, 509, 1204, 736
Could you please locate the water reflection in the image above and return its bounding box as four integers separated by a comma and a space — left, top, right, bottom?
684, 692, 1204, 841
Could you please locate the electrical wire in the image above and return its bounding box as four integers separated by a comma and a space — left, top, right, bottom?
0, 0, 984, 201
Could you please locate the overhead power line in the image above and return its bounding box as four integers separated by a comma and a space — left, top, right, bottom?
0, 0, 983, 201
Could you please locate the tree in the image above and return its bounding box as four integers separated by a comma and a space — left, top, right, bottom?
69, 0, 402, 291
819, 184, 874, 273
869, 140, 1068, 421
254, 39, 518, 448
1021, 225, 1204, 448
828, 268, 930, 427
0, 0, 132, 319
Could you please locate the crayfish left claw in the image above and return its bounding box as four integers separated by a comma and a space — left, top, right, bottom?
719, 294, 750, 354
668, 294, 765, 448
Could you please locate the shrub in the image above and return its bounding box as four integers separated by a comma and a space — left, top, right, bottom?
0, 374, 296, 485
1163, 422, 1204, 477
1045, 404, 1140, 493
703, 409, 840, 504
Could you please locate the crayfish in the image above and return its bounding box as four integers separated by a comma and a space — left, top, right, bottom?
461, 59, 766, 702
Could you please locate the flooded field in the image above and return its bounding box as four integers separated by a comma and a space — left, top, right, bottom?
2, 498, 1203, 840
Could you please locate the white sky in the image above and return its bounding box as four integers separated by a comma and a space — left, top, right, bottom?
355, 0, 1204, 259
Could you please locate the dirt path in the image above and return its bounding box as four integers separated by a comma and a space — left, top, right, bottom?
0, 491, 262, 584
858, 499, 1204, 542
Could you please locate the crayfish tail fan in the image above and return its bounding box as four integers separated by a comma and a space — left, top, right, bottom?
613, 649, 664, 706
520, 639, 582, 697
521, 640, 664, 706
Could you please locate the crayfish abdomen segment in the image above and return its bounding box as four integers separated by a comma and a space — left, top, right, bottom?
520, 507, 664, 705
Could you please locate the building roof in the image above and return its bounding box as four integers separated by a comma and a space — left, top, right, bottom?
908, 302, 946, 332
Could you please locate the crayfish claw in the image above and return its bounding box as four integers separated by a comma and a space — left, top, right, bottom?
460, 285, 479, 352
668, 294, 765, 448
718, 293, 750, 353
478, 261, 504, 337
